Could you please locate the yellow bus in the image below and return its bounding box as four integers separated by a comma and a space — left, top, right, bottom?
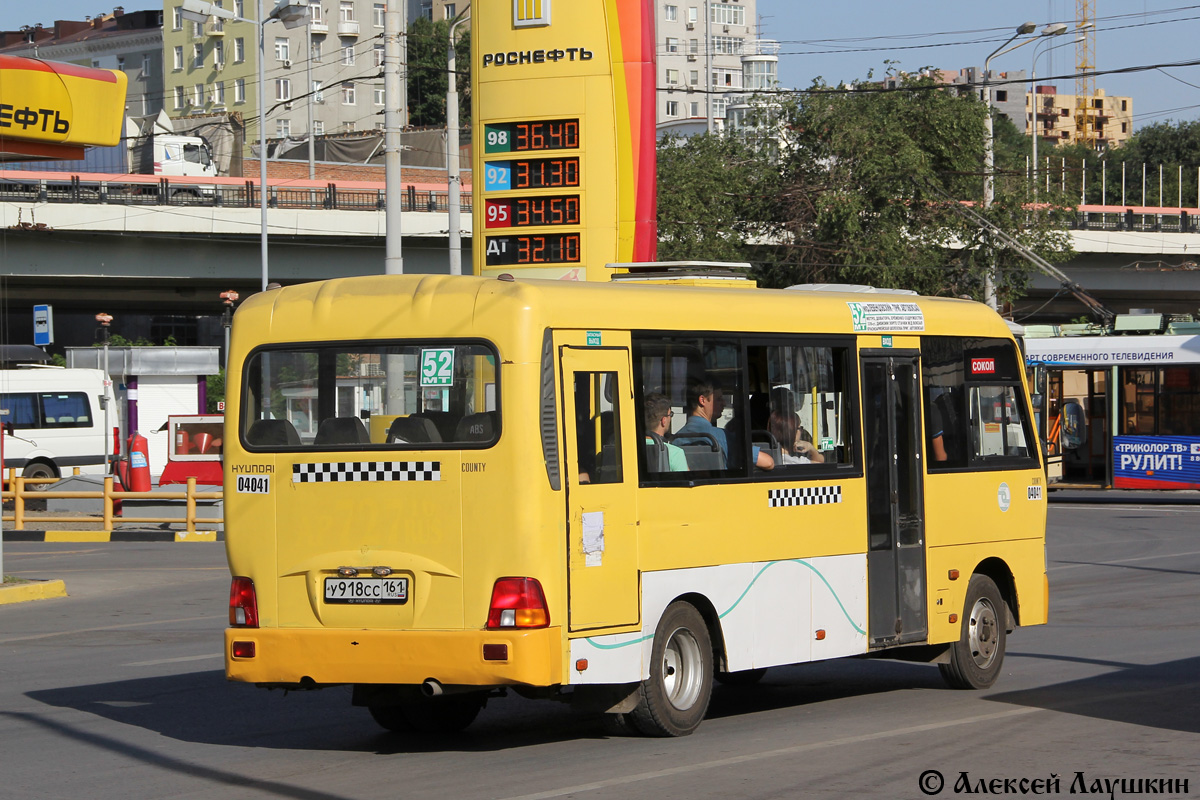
223, 273, 1048, 736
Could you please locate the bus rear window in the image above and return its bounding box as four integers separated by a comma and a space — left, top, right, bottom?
240, 343, 499, 449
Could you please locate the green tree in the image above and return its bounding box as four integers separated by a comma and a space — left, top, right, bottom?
656, 132, 779, 263
751, 71, 1074, 305
406, 18, 471, 127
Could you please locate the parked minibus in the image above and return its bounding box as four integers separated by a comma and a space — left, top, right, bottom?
222, 273, 1048, 736
1, 366, 115, 483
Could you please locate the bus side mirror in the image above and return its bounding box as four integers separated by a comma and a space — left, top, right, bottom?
2, 421, 12, 436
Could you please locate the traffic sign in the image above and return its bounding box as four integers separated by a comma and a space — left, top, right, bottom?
33, 304, 54, 346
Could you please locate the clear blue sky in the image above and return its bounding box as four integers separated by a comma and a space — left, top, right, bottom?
4, 1, 1199, 127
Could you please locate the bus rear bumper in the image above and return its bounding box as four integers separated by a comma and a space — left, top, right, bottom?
224, 626, 563, 687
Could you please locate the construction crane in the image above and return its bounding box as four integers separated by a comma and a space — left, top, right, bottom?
1074, 0, 1097, 148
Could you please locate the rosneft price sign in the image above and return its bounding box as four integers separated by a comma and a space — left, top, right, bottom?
472, 0, 657, 281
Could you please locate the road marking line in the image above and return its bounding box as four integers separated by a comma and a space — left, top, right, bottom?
1052, 504, 1200, 512
1052, 548, 1200, 572
497, 707, 1041, 800
0, 615, 214, 644
124, 653, 223, 667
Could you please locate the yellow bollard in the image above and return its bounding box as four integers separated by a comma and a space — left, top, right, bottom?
14, 476, 24, 530
103, 476, 114, 531
186, 477, 197, 536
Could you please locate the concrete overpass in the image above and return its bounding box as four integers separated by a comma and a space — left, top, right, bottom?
3, 174, 1200, 350
0, 171, 472, 351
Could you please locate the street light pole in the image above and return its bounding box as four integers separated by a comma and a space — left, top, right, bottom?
1030, 25, 1071, 202
180, 0, 310, 292
306, 9, 315, 180
982, 21, 1037, 310
384, 7, 404, 275
257, 0, 269, 292
447, 9, 470, 276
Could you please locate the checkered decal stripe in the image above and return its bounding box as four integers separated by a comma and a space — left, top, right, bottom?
292, 462, 441, 483
769, 486, 842, 508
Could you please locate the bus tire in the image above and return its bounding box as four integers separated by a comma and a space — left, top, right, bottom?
368, 689, 486, 734
939, 574, 1007, 690
631, 601, 713, 737
715, 667, 767, 686
21, 461, 57, 490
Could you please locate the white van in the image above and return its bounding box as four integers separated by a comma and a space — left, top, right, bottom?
1, 367, 116, 483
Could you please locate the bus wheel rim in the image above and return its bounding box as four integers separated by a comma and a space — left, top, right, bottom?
662, 626, 703, 710
968, 596, 999, 669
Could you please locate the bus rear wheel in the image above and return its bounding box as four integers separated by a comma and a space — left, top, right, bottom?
940, 574, 1007, 690
631, 601, 713, 737
368, 689, 486, 734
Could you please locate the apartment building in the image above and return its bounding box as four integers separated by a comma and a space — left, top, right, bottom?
1027, 86, 1133, 148
163, 0, 391, 145
656, 0, 760, 131
408, 0, 464, 23
900, 67, 1134, 149
0, 7, 165, 119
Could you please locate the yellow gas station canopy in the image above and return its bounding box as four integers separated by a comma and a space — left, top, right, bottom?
0, 54, 127, 160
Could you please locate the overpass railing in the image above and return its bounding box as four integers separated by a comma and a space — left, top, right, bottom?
1071, 205, 1200, 234
0, 170, 473, 214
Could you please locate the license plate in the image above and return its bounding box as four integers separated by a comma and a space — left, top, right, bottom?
324, 577, 408, 604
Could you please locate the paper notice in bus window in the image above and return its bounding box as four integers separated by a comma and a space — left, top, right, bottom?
582, 511, 604, 567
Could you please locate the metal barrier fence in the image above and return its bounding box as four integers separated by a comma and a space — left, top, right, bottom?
0, 175, 472, 214
1071, 208, 1198, 234
1, 472, 222, 536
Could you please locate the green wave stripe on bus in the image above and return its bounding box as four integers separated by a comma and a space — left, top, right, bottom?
583, 559, 866, 650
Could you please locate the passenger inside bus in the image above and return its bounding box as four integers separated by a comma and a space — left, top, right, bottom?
767, 387, 825, 465
643, 392, 689, 473
674, 378, 774, 471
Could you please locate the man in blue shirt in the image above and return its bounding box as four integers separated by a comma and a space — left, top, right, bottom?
674, 379, 774, 471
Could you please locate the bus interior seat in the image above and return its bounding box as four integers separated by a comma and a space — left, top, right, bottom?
454, 411, 496, 442
595, 442, 621, 482
314, 416, 370, 445
387, 416, 441, 444
673, 432, 726, 470
246, 418, 302, 446
414, 411, 460, 441
643, 431, 669, 473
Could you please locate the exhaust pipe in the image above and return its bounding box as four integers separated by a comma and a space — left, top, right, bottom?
421, 678, 444, 697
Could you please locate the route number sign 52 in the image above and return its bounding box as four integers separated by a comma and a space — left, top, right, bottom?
421, 348, 455, 387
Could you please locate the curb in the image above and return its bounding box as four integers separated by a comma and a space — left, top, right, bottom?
3, 530, 222, 543
0, 579, 68, 605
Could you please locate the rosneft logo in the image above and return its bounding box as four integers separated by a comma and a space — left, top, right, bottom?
514, 0, 551, 28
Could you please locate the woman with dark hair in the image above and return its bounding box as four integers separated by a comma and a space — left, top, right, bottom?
767, 387, 824, 464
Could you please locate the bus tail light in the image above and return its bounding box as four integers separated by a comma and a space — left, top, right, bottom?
487, 577, 549, 629
229, 576, 259, 627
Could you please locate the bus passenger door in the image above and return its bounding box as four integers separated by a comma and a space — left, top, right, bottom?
861, 353, 928, 647
559, 341, 640, 632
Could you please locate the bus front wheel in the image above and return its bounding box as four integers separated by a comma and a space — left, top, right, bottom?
368, 689, 486, 734
631, 601, 714, 737
940, 574, 1007, 690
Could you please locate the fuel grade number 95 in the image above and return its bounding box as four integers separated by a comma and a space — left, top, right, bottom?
485, 195, 581, 228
